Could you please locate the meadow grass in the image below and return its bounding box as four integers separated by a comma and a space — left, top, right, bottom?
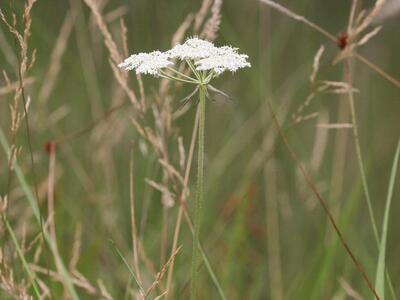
0, 0, 400, 299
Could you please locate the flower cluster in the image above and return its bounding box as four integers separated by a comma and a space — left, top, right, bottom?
118, 51, 173, 76
195, 46, 250, 74
118, 37, 250, 78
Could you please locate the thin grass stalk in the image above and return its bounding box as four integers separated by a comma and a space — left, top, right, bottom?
2, 217, 41, 299
18, 50, 57, 300
165, 110, 225, 300
375, 138, 400, 299
0, 128, 80, 300
267, 101, 380, 300
181, 207, 227, 300
346, 5, 397, 298
109, 240, 146, 297
129, 148, 144, 288
344, 60, 397, 299
190, 86, 206, 300
258, 0, 400, 89
258, 0, 397, 296
344, 59, 379, 241
160, 205, 169, 268
264, 160, 283, 300
166, 106, 200, 298
353, 53, 400, 89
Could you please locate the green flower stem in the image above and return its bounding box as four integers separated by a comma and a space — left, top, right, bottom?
159, 71, 197, 84
166, 67, 198, 82
185, 59, 202, 80
205, 71, 215, 83
191, 85, 206, 300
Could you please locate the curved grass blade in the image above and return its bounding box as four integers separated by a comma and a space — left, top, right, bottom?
3, 218, 41, 299
109, 239, 146, 297
375, 137, 400, 299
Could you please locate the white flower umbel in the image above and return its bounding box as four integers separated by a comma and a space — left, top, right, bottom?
168, 37, 218, 60
118, 38, 250, 300
118, 37, 250, 81
195, 46, 251, 75
118, 51, 173, 75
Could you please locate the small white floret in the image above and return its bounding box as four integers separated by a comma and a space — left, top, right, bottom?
118, 51, 173, 75
168, 37, 218, 60
195, 46, 251, 74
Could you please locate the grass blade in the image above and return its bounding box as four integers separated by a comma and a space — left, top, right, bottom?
109, 239, 146, 297
0, 128, 80, 300
375, 138, 400, 299
3, 218, 41, 299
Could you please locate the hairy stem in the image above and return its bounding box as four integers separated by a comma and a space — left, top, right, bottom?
190, 86, 206, 300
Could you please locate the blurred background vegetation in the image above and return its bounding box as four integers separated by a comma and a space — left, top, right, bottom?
0, 0, 399, 299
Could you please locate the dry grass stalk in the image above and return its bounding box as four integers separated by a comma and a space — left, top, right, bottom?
178, 137, 186, 171
0, 0, 37, 78
119, 18, 128, 57
145, 179, 175, 208
69, 224, 82, 271
316, 123, 354, 129
268, 101, 380, 299
0, 77, 34, 97
129, 148, 144, 289
357, 26, 382, 47
30, 264, 110, 298
83, 0, 141, 111
348, 0, 359, 33
0, 29, 18, 68
158, 158, 185, 185
104, 5, 129, 24
310, 111, 329, 173
292, 112, 319, 125
83, 0, 121, 64
46, 142, 57, 248
352, 0, 387, 37
258, 0, 336, 41
0, 8, 40, 296
0, 249, 33, 300
69, 0, 104, 117
339, 278, 364, 300
310, 45, 325, 83
373, 0, 400, 23
194, 0, 212, 31
145, 246, 182, 298
119, 17, 146, 110
292, 79, 359, 126
264, 160, 283, 300
0, 0, 36, 137
165, 107, 199, 298
38, 12, 74, 104
97, 279, 114, 300
259, 0, 400, 88
172, 14, 194, 47
201, 0, 223, 41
